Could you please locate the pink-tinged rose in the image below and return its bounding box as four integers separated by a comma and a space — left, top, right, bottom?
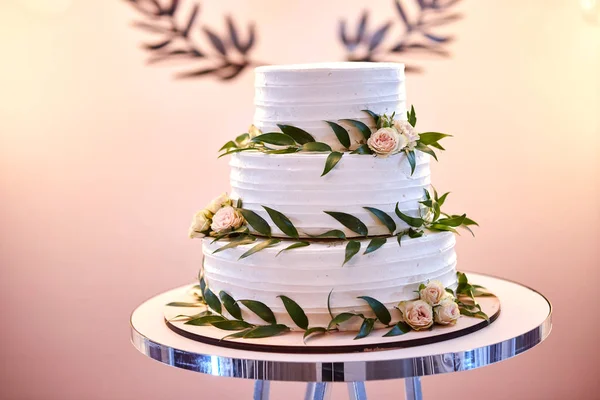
434, 298, 460, 325
188, 209, 212, 238
210, 206, 245, 234
206, 192, 232, 214
394, 119, 420, 150
419, 280, 447, 306
398, 300, 434, 330
367, 127, 406, 157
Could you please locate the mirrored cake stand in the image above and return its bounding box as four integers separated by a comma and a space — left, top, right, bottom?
130, 273, 552, 400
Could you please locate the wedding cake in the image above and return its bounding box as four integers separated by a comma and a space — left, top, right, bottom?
188, 63, 480, 337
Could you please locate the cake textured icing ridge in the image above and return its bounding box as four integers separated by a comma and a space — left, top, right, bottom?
253, 63, 406, 151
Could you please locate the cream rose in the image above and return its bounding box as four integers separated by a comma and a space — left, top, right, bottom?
434, 298, 460, 325
398, 300, 434, 330
419, 280, 447, 306
188, 209, 212, 238
206, 192, 232, 214
248, 124, 262, 139
367, 127, 406, 157
394, 119, 420, 150
210, 206, 245, 234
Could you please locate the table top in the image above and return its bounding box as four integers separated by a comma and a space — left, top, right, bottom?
130, 273, 552, 382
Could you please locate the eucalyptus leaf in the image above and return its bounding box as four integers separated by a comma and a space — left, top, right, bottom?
364, 237, 387, 255
324, 211, 368, 236
325, 121, 351, 149
436, 214, 466, 227
407, 105, 417, 127
437, 192, 450, 206
343, 240, 361, 266
277, 124, 315, 144
406, 150, 417, 175
339, 119, 372, 140
322, 151, 343, 176
166, 302, 204, 307
185, 315, 225, 326
362, 109, 380, 125
350, 144, 373, 155
203, 287, 222, 314
221, 329, 253, 340
276, 241, 310, 256
219, 140, 237, 152
302, 142, 332, 152
383, 321, 412, 337
357, 296, 391, 325
354, 318, 375, 340
415, 142, 438, 161
327, 312, 359, 330
395, 203, 424, 228
303, 327, 328, 343
239, 209, 271, 237
238, 300, 277, 324
419, 132, 452, 145
429, 224, 458, 233
278, 295, 309, 330
211, 320, 253, 331
239, 238, 281, 260
212, 235, 256, 254
310, 229, 347, 239
252, 132, 296, 146
219, 291, 243, 320
243, 324, 290, 338
262, 206, 299, 239
363, 207, 396, 234
408, 228, 424, 238
264, 147, 301, 154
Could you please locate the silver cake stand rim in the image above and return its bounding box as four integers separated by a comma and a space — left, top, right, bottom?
130, 272, 552, 382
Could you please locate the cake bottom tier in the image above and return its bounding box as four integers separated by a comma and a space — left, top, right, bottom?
202, 231, 457, 330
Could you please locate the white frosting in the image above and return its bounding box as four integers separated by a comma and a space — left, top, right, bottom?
202, 231, 457, 330
253, 62, 406, 151
230, 151, 431, 238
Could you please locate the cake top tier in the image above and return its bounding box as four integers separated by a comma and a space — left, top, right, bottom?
253, 62, 406, 151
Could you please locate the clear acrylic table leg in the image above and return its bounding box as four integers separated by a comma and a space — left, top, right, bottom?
253, 380, 270, 400
304, 382, 332, 400
404, 377, 423, 400
347, 382, 367, 400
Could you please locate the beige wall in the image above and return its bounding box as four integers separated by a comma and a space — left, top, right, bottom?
1, 0, 599, 399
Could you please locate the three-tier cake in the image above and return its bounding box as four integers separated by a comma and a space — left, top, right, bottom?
188, 62, 481, 336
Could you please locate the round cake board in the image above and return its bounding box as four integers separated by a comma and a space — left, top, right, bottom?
163, 288, 500, 354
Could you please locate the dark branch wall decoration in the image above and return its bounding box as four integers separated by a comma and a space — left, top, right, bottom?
126, 0, 258, 80
125, 0, 461, 81
340, 0, 462, 72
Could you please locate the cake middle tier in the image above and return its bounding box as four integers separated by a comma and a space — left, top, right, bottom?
230, 151, 431, 238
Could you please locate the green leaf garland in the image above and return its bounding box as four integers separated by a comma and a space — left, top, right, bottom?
407, 105, 417, 127
302, 142, 332, 152
324, 211, 368, 236
362, 109, 380, 125
357, 296, 391, 325
276, 241, 310, 256
364, 237, 387, 254
211, 320, 253, 330
325, 121, 351, 148
395, 203, 424, 228
203, 287, 222, 314
277, 124, 315, 144
354, 318, 376, 340
239, 209, 271, 237
213, 235, 256, 254
310, 229, 347, 239
219, 291, 243, 320
278, 295, 309, 330
339, 119, 372, 140
303, 327, 328, 343
406, 150, 417, 175
243, 324, 290, 338
239, 238, 281, 260
238, 299, 277, 324
343, 240, 361, 266
262, 206, 299, 239
327, 312, 359, 330
322, 151, 343, 176
252, 132, 296, 146
363, 206, 397, 234
383, 321, 412, 337
185, 315, 225, 326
